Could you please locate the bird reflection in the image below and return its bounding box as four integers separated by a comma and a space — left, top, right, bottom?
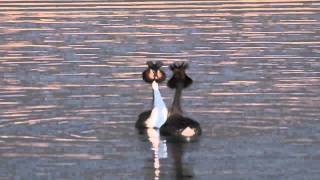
140, 128, 197, 180
167, 141, 194, 179
137, 128, 197, 179
145, 128, 168, 180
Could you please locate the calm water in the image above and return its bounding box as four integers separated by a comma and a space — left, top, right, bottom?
0, 0, 320, 179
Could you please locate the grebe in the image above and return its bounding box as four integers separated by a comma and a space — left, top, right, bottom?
160, 62, 201, 141
135, 61, 168, 129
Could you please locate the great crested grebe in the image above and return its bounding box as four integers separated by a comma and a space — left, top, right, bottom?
160, 62, 201, 141
135, 61, 168, 129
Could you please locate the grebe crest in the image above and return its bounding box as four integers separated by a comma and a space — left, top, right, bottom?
167, 62, 193, 89
143, 61, 166, 83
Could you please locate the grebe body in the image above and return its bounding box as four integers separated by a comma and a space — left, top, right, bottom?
135, 61, 168, 129
160, 62, 201, 141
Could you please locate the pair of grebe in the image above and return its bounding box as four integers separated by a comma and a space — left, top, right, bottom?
135, 61, 201, 141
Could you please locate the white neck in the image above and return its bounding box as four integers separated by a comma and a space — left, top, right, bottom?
146, 82, 168, 128
153, 86, 166, 108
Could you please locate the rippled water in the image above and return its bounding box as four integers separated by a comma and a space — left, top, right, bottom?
0, 0, 320, 179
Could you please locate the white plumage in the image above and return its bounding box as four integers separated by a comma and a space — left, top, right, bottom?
145, 81, 168, 129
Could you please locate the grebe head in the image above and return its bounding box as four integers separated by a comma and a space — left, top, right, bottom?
142, 61, 166, 83
167, 62, 193, 89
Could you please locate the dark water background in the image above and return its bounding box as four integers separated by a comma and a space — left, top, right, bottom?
0, 0, 320, 179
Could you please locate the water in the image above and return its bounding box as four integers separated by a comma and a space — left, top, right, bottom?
0, 0, 320, 179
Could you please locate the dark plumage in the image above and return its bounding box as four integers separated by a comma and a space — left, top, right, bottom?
135, 110, 151, 132
160, 114, 201, 139
160, 62, 201, 141
167, 62, 193, 89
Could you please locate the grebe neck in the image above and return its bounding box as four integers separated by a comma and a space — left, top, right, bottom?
152, 82, 165, 108
146, 81, 168, 128
170, 82, 183, 115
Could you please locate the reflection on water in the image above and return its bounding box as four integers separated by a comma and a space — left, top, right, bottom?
145, 128, 167, 180
141, 128, 195, 179
167, 142, 195, 179
0, 0, 320, 179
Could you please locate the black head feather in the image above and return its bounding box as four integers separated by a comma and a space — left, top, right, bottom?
167, 62, 193, 89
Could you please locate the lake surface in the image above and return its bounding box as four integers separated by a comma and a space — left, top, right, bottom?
0, 0, 320, 179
